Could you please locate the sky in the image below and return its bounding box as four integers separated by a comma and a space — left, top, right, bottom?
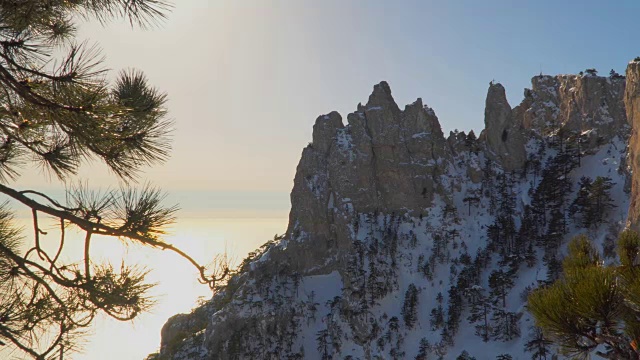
6, 0, 640, 359
16, 0, 640, 197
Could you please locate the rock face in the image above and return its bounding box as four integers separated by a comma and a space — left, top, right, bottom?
285, 82, 453, 272
291, 81, 450, 218
625, 60, 640, 230
153, 64, 638, 360
515, 73, 627, 148
480, 83, 526, 171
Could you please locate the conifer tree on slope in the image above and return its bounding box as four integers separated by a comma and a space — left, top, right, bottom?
401, 283, 419, 329
543, 208, 566, 262
570, 176, 594, 227
456, 350, 477, 360
489, 269, 514, 308
466, 285, 491, 341
445, 283, 463, 341
531, 146, 577, 232
589, 176, 616, 225
524, 327, 553, 360
491, 307, 520, 341
429, 294, 445, 330
488, 268, 519, 341
529, 231, 640, 359
415, 338, 431, 360
570, 176, 616, 228
316, 329, 330, 360
0, 2, 226, 358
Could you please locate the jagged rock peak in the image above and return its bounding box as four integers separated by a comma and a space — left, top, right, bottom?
364, 80, 401, 114
312, 111, 343, 154
486, 82, 510, 107
481, 82, 527, 171
483, 83, 513, 137
286, 81, 454, 266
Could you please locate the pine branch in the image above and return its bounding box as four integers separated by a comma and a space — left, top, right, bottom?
0, 183, 218, 288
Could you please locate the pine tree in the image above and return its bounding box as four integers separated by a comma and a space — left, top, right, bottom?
446, 284, 463, 337
316, 329, 331, 360
382, 316, 404, 359
527, 142, 544, 187
466, 286, 492, 341
489, 174, 518, 260
525, 242, 537, 268
482, 158, 494, 199
328, 320, 343, 355
542, 209, 566, 260
543, 255, 562, 283
489, 269, 515, 308
610, 69, 619, 78
524, 327, 552, 360
570, 176, 593, 227
456, 350, 477, 360
530, 183, 549, 231
428, 292, 445, 330
496, 355, 513, 360
546, 157, 574, 210
0, 2, 227, 358
517, 206, 537, 259
306, 291, 320, 325
367, 247, 387, 305
465, 130, 478, 154
497, 214, 517, 262
589, 176, 616, 225
415, 338, 431, 360
402, 284, 419, 329
529, 231, 640, 358
558, 129, 581, 170
491, 309, 520, 341
531, 148, 577, 236
571, 176, 616, 228
440, 326, 453, 347
463, 195, 481, 216
430, 305, 445, 330
432, 231, 447, 262
487, 222, 501, 253
457, 261, 480, 293
422, 259, 434, 281
443, 204, 460, 225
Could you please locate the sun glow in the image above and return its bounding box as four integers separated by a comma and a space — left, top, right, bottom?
2, 214, 286, 360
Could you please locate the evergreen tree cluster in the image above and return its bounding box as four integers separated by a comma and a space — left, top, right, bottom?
570, 176, 616, 228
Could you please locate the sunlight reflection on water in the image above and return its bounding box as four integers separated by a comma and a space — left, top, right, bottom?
7, 215, 287, 360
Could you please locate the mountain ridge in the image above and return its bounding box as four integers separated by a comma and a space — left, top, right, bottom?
149, 59, 640, 360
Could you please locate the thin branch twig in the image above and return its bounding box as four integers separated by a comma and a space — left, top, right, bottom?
0, 183, 217, 287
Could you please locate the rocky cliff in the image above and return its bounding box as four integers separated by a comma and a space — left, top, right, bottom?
625, 59, 640, 230
149, 61, 638, 360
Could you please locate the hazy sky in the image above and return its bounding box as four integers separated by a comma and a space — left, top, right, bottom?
19, 0, 640, 206
9, 1, 640, 358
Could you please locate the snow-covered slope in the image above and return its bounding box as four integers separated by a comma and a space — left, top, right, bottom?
149, 64, 640, 360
